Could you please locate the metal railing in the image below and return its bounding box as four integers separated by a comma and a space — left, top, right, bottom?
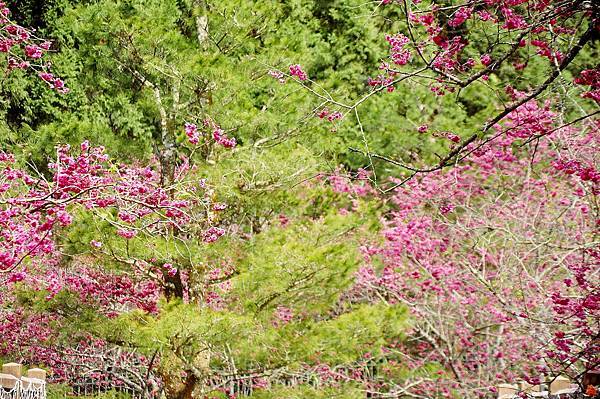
0, 363, 46, 399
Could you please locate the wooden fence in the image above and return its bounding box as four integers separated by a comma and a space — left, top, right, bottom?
0, 363, 46, 399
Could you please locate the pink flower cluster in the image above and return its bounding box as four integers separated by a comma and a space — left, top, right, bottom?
289, 64, 307, 81
553, 159, 600, 184
203, 226, 225, 243
272, 305, 293, 327
212, 127, 237, 148
531, 39, 563, 63
574, 68, 600, 104
501, 6, 528, 30
430, 36, 468, 73
493, 91, 555, 139
316, 108, 343, 122
162, 263, 178, 277
349, 100, 599, 396
38, 72, 68, 93
1, 5, 68, 93
268, 69, 286, 84
184, 120, 237, 149
385, 33, 411, 66
201, 265, 235, 311
185, 122, 199, 144
378, 0, 580, 99
367, 74, 395, 92
448, 7, 473, 27
0, 141, 226, 287
480, 53, 492, 66
328, 168, 374, 198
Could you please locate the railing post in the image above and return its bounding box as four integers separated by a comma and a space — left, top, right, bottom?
550, 375, 576, 395
497, 383, 518, 399
519, 380, 542, 393
21, 367, 47, 399
0, 363, 47, 399
26, 369, 46, 381
2, 363, 22, 379
1, 363, 23, 398
0, 374, 19, 395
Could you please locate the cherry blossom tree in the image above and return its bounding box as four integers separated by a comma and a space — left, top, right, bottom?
274, 0, 598, 179
0, 134, 231, 397
0, 1, 68, 92
348, 109, 598, 396
269, 0, 599, 396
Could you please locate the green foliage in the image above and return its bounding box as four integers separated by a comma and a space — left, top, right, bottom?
235, 209, 371, 314
103, 300, 409, 374
83, 191, 404, 376
48, 385, 135, 399
47, 384, 74, 399
3, 0, 596, 178
248, 384, 365, 399
47, 389, 133, 399
1, 0, 486, 176
4, 0, 73, 28
202, 142, 324, 231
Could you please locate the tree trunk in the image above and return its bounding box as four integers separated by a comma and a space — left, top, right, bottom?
194, 0, 209, 49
